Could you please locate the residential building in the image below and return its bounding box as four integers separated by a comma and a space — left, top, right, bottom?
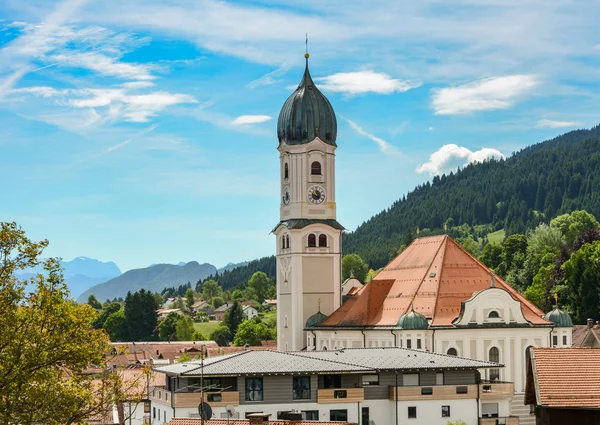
150, 347, 514, 425
214, 303, 232, 321
243, 304, 259, 320
572, 319, 600, 347
262, 299, 277, 311
525, 347, 600, 425
166, 416, 350, 425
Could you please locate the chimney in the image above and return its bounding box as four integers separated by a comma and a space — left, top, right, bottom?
247, 413, 271, 425
588, 318, 594, 328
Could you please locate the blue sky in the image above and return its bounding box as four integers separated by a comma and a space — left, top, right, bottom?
1, 0, 600, 272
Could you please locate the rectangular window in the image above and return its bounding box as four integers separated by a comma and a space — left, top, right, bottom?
563, 335, 567, 345
361, 374, 379, 386
245, 377, 263, 401
302, 411, 319, 421
403, 373, 419, 386
421, 387, 433, 395
408, 406, 417, 419
293, 376, 311, 400
324, 375, 342, 389
552, 335, 558, 346
482, 403, 499, 418
330, 410, 348, 421
406, 339, 412, 349
436, 372, 444, 385
362, 407, 369, 425
456, 386, 469, 394
417, 339, 422, 349
153, 407, 156, 419
442, 405, 450, 417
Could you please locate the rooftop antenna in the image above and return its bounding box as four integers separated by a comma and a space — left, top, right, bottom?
305, 33, 309, 62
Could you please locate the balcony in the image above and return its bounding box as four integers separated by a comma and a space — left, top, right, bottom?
149, 387, 240, 408
479, 382, 514, 399
317, 388, 364, 404
479, 417, 519, 425
389, 385, 478, 401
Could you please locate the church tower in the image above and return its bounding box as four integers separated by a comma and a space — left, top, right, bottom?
274, 53, 343, 351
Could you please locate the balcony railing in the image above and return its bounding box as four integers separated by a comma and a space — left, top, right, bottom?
388, 385, 478, 401
479, 382, 514, 399
479, 417, 519, 425
317, 388, 364, 404
149, 387, 240, 408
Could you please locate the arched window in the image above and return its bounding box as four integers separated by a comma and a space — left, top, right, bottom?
489, 347, 500, 381
284, 316, 288, 328
281, 235, 285, 249
318, 234, 327, 247
488, 310, 500, 318
311, 161, 321, 175
284, 163, 289, 179
308, 234, 316, 247
447, 348, 458, 356
286, 235, 290, 249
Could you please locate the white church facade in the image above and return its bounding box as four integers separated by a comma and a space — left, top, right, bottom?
273, 52, 574, 411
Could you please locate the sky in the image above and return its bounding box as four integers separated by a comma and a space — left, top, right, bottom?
1, 0, 600, 272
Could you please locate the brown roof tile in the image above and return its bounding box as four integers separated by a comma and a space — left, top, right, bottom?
531, 347, 600, 407
319, 235, 549, 328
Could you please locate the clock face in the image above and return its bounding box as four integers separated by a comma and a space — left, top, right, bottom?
307, 186, 326, 204
282, 187, 290, 206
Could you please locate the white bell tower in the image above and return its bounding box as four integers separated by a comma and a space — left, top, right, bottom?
274, 53, 343, 351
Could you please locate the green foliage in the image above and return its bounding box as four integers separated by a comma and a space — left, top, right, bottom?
202, 280, 222, 303
178, 353, 191, 363
212, 296, 225, 308
124, 289, 160, 341
480, 243, 502, 270
234, 320, 274, 346
343, 128, 600, 269
248, 271, 274, 303
210, 326, 232, 347
224, 301, 245, 335
185, 288, 195, 312
342, 253, 369, 282
104, 308, 128, 341
550, 210, 600, 245
159, 312, 181, 341
176, 315, 195, 341
562, 240, 600, 323
201, 256, 276, 292
87, 294, 102, 309
193, 330, 207, 341
92, 301, 121, 329
446, 420, 467, 425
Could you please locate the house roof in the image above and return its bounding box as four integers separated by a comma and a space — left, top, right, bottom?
528, 347, 600, 407
214, 303, 233, 312
318, 235, 549, 328
572, 325, 600, 347
154, 347, 501, 377
167, 419, 350, 425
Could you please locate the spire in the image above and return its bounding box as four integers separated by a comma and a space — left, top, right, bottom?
317, 297, 321, 312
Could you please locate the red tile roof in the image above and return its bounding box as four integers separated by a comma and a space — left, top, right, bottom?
529, 347, 600, 407
319, 235, 548, 328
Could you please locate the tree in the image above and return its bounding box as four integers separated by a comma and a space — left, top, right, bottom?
158, 312, 181, 341
0, 222, 138, 424
212, 296, 225, 309
104, 308, 128, 341
185, 288, 195, 313
234, 320, 273, 346
193, 330, 207, 341
342, 254, 369, 282
87, 294, 102, 309
223, 301, 245, 335
562, 240, 600, 323
124, 289, 159, 341
202, 279, 222, 302
92, 301, 121, 329
176, 315, 195, 341
551, 210, 600, 245
153, 292, 164, 308
248, 271, 273, 303
480, 243, 502, 270
210, 326, 232, 347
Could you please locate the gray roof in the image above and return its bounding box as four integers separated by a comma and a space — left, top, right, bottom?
273, 219, 344, 233
214, 303, 233, 313
154, 348, 501, 377
277, 57, 337, 147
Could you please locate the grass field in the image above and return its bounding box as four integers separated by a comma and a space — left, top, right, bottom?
193, 321, 222, 335
487, 229, 506, 245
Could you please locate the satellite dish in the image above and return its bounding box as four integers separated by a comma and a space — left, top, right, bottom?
225, 405, 237, 418
198, 402, 212, 420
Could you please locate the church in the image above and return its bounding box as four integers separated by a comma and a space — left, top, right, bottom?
273, 53, 573, 413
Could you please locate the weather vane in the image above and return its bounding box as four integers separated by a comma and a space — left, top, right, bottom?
305, 33, 308, 54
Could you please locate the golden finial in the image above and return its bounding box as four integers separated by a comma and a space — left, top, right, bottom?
554, 293, 559, 305
305, 33, 309, 59
317, 297, 321, 311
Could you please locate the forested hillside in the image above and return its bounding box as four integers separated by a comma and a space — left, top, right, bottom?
344, 125, 600, 269
200, 256, 276, 291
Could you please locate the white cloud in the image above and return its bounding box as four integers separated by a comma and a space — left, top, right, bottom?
316, 71, 420, 95
417, 144, 505, 176
343, 117, 399, 155
247, 63, 291, 89
49, 51, 154, 80
122, 81, 155, 89
231, 115, 272, 125
431, 75, 539, 115
536, 119, 580, 128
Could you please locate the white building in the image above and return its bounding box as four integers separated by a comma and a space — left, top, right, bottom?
150, 348, 512, 425
243, 305, 259, 320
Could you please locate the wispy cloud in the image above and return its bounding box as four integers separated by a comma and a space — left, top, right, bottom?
247, 63, 291, 89
431, 75, 539, 115
92, 123, 158, 158
417, 144, 505, 176
50, 51, 154, 80
231, 115, 272, 125
343, 117, 399, 155
316, 71, 420, 95
536, 119, 580, 129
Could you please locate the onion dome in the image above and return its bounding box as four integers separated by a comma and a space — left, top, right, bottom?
397, 309, 429, 330
277, 53, 337, 146
544, 307, 573, 327
306, 310, 328, 328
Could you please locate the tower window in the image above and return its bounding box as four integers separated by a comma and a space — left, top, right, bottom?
286, 235, 290, 249
311, 161, 322, 175
281, 235, 285, 249
318, 234, 327, 247
489, 347, 500, 381
284, 163, 289, 179
488, 310, 500, 318
308, 234, 316, 247
447, 347, 457, 356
